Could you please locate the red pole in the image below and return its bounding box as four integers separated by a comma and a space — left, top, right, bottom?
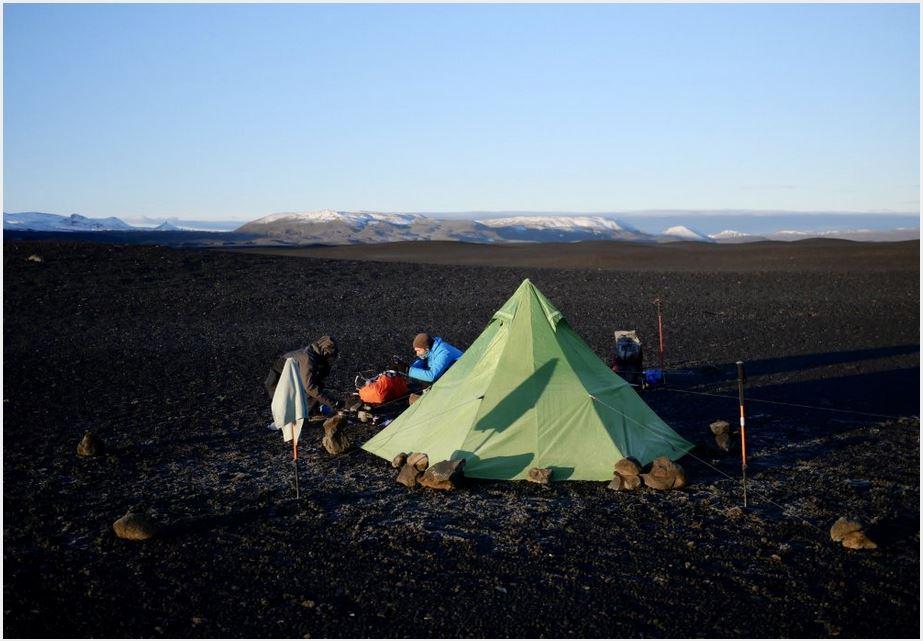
737, 361, 748, 507
654, 298, 665, 382
292, 427, 300, 499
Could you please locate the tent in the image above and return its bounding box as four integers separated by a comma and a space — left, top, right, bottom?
362, 279, 692, 481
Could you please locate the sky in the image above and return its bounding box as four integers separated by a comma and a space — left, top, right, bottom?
3, 3, 920, 221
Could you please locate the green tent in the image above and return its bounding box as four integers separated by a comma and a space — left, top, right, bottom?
362, 279, 692, 481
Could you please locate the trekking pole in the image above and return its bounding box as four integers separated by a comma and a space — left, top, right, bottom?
737, 361, 748, 508
654, 298, 666, 383
292, 431, 300, 500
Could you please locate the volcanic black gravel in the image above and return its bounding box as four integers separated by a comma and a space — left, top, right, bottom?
3, 241, 920, 638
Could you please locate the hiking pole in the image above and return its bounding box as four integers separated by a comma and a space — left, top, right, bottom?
654, 298, 666, 383
737, 361, 748, 508
292, 430, 300, 500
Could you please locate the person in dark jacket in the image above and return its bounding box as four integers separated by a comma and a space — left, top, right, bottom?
264, 335, 342, 413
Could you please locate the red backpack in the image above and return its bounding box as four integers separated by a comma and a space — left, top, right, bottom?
358, 371, 409, 404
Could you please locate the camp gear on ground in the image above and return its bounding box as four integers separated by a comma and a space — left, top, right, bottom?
265, 339, 339, 411
407, 336, 463, 383
363, 279, 693, 481
271, 357, 309, 443
610, 330, 644, 386
644, 368, 664, 386
390, 355, 409, 371
358, 371, 410, 404
413, 333, 433, 350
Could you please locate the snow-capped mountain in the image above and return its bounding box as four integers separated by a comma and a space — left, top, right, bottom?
154, 221, 182, 231
237, 211, 653, 244
4, 212, 135, 232
659, 225, 714, 243
249, 209, 423, 227
708, 229, 768, 244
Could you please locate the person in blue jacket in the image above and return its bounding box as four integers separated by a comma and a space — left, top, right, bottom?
406, 332, 463, 384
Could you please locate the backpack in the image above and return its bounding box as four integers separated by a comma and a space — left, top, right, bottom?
358, 371, 409, 404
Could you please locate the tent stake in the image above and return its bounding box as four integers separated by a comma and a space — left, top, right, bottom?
737, 361, 748, 508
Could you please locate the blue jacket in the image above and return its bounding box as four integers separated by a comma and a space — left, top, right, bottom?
408, 337, 463, 383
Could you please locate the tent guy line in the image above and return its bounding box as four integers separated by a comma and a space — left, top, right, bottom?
657, 386, 912, 421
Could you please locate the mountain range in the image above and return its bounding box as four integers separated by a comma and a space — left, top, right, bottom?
4, 210, 919, 244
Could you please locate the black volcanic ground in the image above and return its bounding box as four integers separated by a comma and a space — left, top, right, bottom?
3, 239, 920, 638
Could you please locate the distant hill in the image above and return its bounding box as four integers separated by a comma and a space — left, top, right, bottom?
4, 212, 135, 232
236, 209, 655, 244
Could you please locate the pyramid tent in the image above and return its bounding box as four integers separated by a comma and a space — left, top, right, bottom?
363, 279, 693, 481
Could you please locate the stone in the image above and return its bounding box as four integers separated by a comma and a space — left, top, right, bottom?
841, 530, 877, 550
640, 456, 687, 490
27, 254, 44, 263
830, 517, 863, 542
113, 512, 160, 541
527, 467, 553, 484
391, 452, 408, 469
408, 393, 422, 406
608, 473, 642, 491
77, 431, 104, 457
407, 452, 429, 471
714, 432, 731, 452
709, 420, 730, 436
321, 415, 350, 455
419, 459, 466, 490
616, 474, 642, 490
396, 464, 422, 488
613, 458, 641, 477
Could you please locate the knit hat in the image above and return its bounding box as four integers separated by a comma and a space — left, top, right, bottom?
413, 333, 433, 350
313, 335, 338, 359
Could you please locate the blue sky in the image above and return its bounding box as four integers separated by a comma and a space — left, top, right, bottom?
3, 3, 919, 221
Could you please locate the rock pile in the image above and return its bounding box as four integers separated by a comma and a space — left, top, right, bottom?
394, 453, 465, 490
608, 458, 642, 491
640, 456, 687, 490
830, 517, 877, 550
420, 459, 466, 490
76, 431, 104, 457
395, 452, 429, 488
709, 420, 731, 452
321, 415, 350, 455
113, 512, 160, 541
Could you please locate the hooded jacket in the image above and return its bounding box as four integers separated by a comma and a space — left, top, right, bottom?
408, 336, 463, 383
279, 336, 338, 409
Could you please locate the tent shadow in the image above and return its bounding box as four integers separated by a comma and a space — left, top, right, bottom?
473, 359, 558, 433
451, 449, 535, 480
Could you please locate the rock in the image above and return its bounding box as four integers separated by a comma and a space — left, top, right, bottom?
725, 506, 744, 519
321, 415, 350, 455
407, 452, 429, 471
714, 432, 731, 452
113, 512, 160, 541
830, 517, 863, 542
709, 420, 730, 436
27, 254, 43, 263
640, 456, 687, 490
419, 459, 466, 490
408, 393, 422, 406
527, 467, 553, 484
76, 431, 104, 457
396, 463, 422, 488
608, 473, 642, 491
391, 452, 408, 469
841, 530, 877, 550
613, 458, 641, 477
